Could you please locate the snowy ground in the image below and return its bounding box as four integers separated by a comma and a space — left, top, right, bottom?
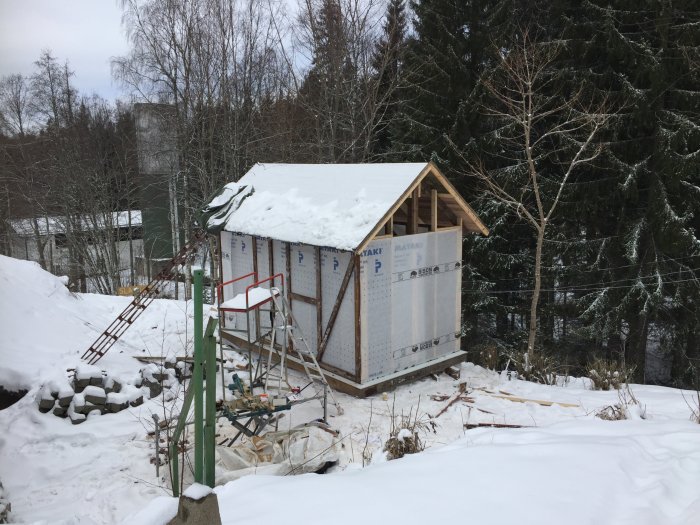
1, 254, 699, 524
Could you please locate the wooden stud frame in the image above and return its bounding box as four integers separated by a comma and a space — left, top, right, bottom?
217, 162, 487, 393
316, 256, 355, 362
353, 254, 361, 383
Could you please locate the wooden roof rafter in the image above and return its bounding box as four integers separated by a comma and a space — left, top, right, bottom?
354, 162, 489, 253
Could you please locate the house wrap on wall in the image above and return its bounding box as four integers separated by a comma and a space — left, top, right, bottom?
205, 162, 489, 396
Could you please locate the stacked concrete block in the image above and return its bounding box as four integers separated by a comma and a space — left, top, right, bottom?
141, 363, 177, 399
40, 359, 190, 420
104, 376, 122, 394
36, 387, 55, 413
0, 481, 11, 524
67, 404, 86, 425
73, 364, 103, 393
83, 385, 107, 406
175, 360, 192, 381
57, 386, 74, 408
106, 392, 129, 413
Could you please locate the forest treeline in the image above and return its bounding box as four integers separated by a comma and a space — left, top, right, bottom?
0, 0, 698, 386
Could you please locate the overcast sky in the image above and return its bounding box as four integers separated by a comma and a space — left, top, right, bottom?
0, 0, 130, 100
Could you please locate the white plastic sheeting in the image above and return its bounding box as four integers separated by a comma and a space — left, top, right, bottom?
215, 426, 341, 484
220, 229, 462, 384
360, 229, 462, 381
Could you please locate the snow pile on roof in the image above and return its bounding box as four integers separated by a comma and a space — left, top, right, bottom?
205, 163, 428, 250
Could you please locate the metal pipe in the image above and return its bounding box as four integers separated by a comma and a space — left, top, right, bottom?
193, 268, 204, 483
204, 319, 217, 487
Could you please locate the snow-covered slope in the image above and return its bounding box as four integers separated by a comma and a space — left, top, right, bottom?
132, 418, 700, 525
0, 254, 192, 391
1, 254, 699, 524
0, 255, 194, 523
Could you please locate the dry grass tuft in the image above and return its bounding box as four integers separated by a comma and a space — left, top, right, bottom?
588, 358, 635, 391
596, 385, 646, 421
383, 400, 431, 460
507, 351, 564, 385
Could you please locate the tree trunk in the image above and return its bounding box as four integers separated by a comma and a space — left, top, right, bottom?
527, 227, 545, 364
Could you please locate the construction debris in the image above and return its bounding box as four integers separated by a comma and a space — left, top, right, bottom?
431, 392, 474, 419
485, 393, 579, 408
463, 423, 529, 430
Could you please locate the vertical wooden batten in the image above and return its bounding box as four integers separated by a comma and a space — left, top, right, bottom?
251, 236, 260, 340
315, 246, 322, 356
267, 239, 274, 277
285, 242, 292, 354
317, 256, 354, 362
408, 188, 419, 234
353, 254, 361, 383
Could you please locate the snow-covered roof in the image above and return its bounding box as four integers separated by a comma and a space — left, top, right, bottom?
8, 211, 142, 236
206, 163, 430, 250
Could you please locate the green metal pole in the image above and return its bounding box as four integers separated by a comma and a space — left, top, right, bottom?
170, 442, 179, 497
169, 381, 195, 497
193, 268, 204, 484
204, 320, 217, 487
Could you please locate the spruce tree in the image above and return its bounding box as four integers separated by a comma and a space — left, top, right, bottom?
370, 0, 407, 158
564, 0, 700, 382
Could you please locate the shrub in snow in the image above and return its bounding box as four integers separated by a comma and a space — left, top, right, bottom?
383, 404, 428, 460
596, 386, 646, 421
588, 358, 635, 391
470, 343, 502, 371
688, 390, 700, 424
506, 351, 563, 385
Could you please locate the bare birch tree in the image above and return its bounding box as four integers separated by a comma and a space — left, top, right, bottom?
451, 31, 609, 367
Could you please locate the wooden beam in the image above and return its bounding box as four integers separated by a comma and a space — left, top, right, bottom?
289, 291, 316, 305
285, 242, 292, 354
316, 256, 355, 362
315, 246, 322, 354
429, 166, 489, 235
408, 188, 419, 234
285, 243, 291, 290
217, 234, 224, 303
268, 239, 274, 277
354, 254, 361, 383
251, 236, 261, 341
431, 189, 438, 232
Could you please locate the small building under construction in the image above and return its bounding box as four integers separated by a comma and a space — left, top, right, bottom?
205, 162, 489, 396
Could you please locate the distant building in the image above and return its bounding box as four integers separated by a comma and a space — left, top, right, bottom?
5, 211, 144, 293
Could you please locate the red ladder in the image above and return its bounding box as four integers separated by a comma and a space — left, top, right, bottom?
80, 230, 207, 365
